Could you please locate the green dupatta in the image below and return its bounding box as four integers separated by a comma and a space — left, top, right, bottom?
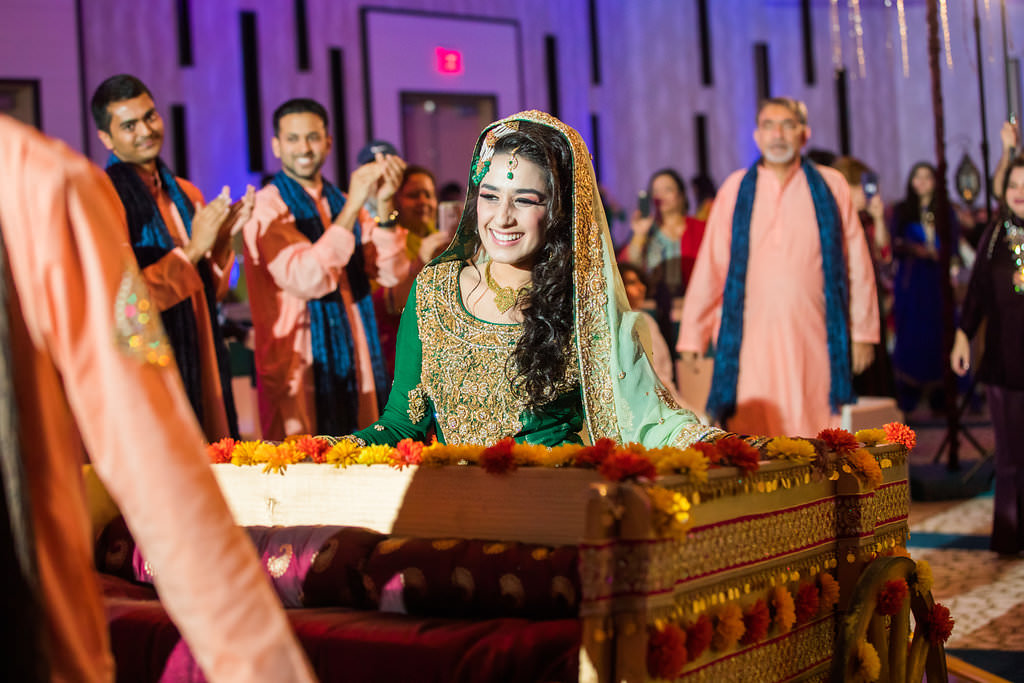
432, 111, 720, 449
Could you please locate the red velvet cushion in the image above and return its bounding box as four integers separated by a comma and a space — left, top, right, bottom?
363, 538, 579, 620
289, 608, 580, 683
104, 596, 181, 683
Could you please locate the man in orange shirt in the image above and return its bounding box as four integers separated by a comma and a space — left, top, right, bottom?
243, 98, 408, 438
92, 74, 245, 440
678, 97, 878, 437
0, 114, 315, 682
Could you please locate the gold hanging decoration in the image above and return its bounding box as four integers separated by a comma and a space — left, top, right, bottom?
897, 0, 910, 77
831, 0, 843, 69
940, 0, 954, 68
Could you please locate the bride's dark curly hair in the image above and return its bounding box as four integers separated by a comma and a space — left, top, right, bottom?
460, 121, 576, 410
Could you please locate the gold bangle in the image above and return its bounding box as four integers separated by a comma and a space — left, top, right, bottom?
374, 210, 399, 228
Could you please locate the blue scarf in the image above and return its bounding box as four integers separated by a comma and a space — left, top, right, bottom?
707, 158, 854, 423
104, 154, 239, 438
271, 172, 388, 434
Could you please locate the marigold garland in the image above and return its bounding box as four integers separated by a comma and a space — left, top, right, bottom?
599, 450, 657, 482
714, 436, 761, 474
648, 486, 693, 539
883, 422, 917, 450
711, 602, 745, 651
208, 437, 235, 464
573, 437, 617, 468
922, 603, 955, 645
794, 582, 821, 622
845, 449, 884, 490
646, 623, 688, 679
854, 428, 886, 446
819, 572, 840, 611
770, 585, 796, 633
817, 427, 860, 454
764, 437, 817, 465
650, 446, 710, 482
230, 440, 260, 466
392, 438, 424, 469
741, 599, 771, 645
325, 440, 359, 467
480, 437, 517, 474
686, 614, 713, 661
852, 639, 882, 682
876, 579, 909, 616
291, 435, 331, 464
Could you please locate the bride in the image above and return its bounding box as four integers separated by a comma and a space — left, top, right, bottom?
347, 111, 719, 449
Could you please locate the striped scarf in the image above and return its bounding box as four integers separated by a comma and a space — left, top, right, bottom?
271, 172, 388, 434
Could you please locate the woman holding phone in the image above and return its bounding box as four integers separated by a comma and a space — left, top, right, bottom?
832, 156, 894, 398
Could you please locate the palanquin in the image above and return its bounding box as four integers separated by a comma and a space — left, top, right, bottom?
88, 440, 946, 682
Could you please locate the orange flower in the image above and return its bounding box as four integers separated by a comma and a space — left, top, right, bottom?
292, 435, 331, 464
692, 440, 721, 467
712, 603, 745, 650
599, 450, 657, 482
208, 437, 235, 464
686, 614, 713, 660
391, 438, 424, 469
741, 599, 771, 644
884, 422, 917, 450
794, 582, 821, 622
817, 427, 860, 454
771, 585, 796, 633
923, 603, 955, 645
714, 436, 760, 474
876, 579, 908, 616
480, 437, 517, 475
819, 572, 840, 611
646, 623, 687, 679
847, 449, 884, 490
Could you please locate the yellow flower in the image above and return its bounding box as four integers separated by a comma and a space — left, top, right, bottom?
325, 440, 360, 468
230, 440, 261, 466
261, 442, 299, 474
852, 639, 881, 682
653, 447, 709, 483
648, 486, 693, 540
535, 444, 579, 467
419, 441, 450, 466
855, 428, 886, 446
914, 559, 934, 596
357, 444, 395, 465
512, 442, 549, 466
764, 437, 817, 465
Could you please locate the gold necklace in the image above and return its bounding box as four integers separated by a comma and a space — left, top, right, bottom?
485, 261, 530, 314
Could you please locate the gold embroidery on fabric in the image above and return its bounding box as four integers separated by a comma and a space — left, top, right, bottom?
415, 261, 577, 445
113, 262, 173, 367
407, 383, 428, 423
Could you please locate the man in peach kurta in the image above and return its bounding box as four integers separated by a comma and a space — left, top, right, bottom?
0, 114, 314, 681
92, 74, 247, 440
678, 98, 878, 437
243, 98, 407, 439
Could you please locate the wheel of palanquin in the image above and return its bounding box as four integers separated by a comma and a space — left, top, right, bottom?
830, 556, 949, 683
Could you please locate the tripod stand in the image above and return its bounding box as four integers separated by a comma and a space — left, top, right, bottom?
931, 371, 993, 483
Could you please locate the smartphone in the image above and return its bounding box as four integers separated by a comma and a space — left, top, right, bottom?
637, 191, 651, 218
862, 172, 879, 202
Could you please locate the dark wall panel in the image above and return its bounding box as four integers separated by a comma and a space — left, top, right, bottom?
240, 11, 264, 173
170, 103, 188, 178
754, 43, 771, 104
329, 47, 349, 188
545, 34, 560, 119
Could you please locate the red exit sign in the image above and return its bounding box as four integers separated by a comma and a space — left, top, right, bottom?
436, 47, 463, 74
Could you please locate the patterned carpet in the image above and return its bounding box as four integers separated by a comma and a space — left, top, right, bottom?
907, 417, 1024, 682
